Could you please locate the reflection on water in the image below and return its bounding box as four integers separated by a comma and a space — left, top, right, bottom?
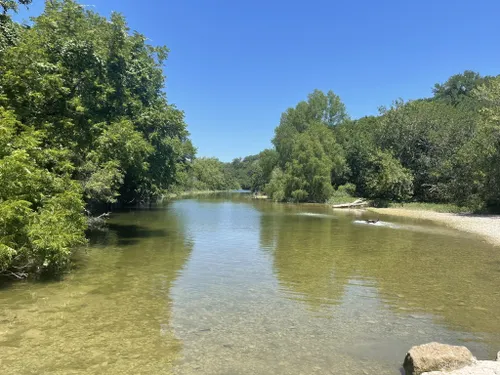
0, 193, 499, 374
0, 208, 192, 375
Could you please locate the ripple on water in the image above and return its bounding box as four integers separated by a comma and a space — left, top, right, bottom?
0, 197, 499, 375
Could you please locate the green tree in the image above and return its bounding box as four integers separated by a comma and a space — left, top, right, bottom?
0, 0, 195, 278
183, 157, 239, 191
0, 0, 31, 55
272, 123, 347, 202
0, 107, 86, 278
376, 99, 476, 201
455, 77, 500, 210
273, 89, 348, 168
433, 70, 490, 106
0, 0, 193, 205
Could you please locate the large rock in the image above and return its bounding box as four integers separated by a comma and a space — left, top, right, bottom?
422, 361, 500, 374
404, 342, 476, 375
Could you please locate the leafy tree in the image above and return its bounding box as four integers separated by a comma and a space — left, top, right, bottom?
0, 0, 194, 278
0, 0, 194, 205
362, 150, 413, 201
454, 77, 500, 210
0, 107, 86, 278
273, 89, 348, 168
0, 0, 31, 55
433, 70, 490, 106
264, 167, 286, 202
375, 99, 477, 201
182, 157, 239, 191
249, 149, 278, 192
270, 123, 347, 202
1, 0, 32, 13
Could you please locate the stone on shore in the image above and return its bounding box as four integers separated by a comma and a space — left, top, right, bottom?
422, 361, 500, 374
403, 342, 476, 375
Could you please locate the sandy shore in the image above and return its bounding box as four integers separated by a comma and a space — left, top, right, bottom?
369, 208, 500, 247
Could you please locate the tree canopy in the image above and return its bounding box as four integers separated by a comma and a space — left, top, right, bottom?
0, 0, 194, 278
237, 71, 500, 209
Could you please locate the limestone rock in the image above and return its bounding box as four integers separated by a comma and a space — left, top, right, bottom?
404, 342, 476, 375
422, 360, 500, 374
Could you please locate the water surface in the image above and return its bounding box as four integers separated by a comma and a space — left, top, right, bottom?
1, 193, 499, 374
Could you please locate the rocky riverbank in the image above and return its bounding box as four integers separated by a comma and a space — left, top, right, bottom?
404, 342, 500, 375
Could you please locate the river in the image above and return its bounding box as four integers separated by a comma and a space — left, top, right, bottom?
1, 192, 499, 374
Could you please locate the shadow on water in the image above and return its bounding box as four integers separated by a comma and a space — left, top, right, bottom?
0, 206, 194, 375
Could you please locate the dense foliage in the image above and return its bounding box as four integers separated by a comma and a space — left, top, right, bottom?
236, 72, 500, 209
178, 157, 240, 192
0, 0, 194, 278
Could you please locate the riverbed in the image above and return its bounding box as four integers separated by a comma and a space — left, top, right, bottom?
1, 193, 499, 374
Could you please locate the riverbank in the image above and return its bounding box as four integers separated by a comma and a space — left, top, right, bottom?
369, 207, 500, 246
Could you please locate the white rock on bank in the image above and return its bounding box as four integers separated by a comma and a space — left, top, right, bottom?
422, 360, 500, 374
404, 342, 476, 375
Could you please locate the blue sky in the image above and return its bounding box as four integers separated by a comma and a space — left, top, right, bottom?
15, 0, 500, 162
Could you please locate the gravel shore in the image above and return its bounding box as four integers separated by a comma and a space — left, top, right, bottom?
370, 208, 500, 247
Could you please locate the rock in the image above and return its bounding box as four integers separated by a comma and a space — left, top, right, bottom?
422, 360, 500, 374
404, 342, 476, 375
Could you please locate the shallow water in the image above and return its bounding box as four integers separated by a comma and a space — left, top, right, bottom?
1, 193, 499, 374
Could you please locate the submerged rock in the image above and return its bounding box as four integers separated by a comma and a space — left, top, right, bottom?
403, 342, 476, 375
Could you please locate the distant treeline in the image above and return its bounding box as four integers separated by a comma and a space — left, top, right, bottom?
228, 72, 500, 211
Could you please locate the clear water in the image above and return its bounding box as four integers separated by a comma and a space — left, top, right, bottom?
1, 193, 499, 374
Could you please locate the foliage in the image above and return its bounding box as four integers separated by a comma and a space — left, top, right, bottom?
264, 167, 286, 202
0, 107, 86, 277
454, 76, 500, 211
1, 0, 32, 13
227, 149, 279, 192
280, 123, 347, 202
0, 0, 31, 55
0, 0, 194, 205
180, 157, 240, 192
243, 71, 500, 211
327, 183, 357, 205
273, 89, 348, 168
375, 99, 477, 202
432, 70, 491, 106
0, 0, 194, 278
362, 150, 413, 201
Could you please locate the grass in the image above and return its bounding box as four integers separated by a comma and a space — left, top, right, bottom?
384, 202, 470, 214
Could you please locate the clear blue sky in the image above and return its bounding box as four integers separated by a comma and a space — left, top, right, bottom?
15, 0, 500, 162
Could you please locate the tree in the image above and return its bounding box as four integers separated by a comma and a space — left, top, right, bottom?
433, 70, 489, 106
1, 0, 32, 13
0, 107, 86, 278
273, 89, 349, 168
182, 157, 239, 191
0, 0, 32, 55
455, 77, 500, 210
0, 0, 194, 205
270, 123, 347, 202
375, 99, 477, 201
0, 0, 194, 278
